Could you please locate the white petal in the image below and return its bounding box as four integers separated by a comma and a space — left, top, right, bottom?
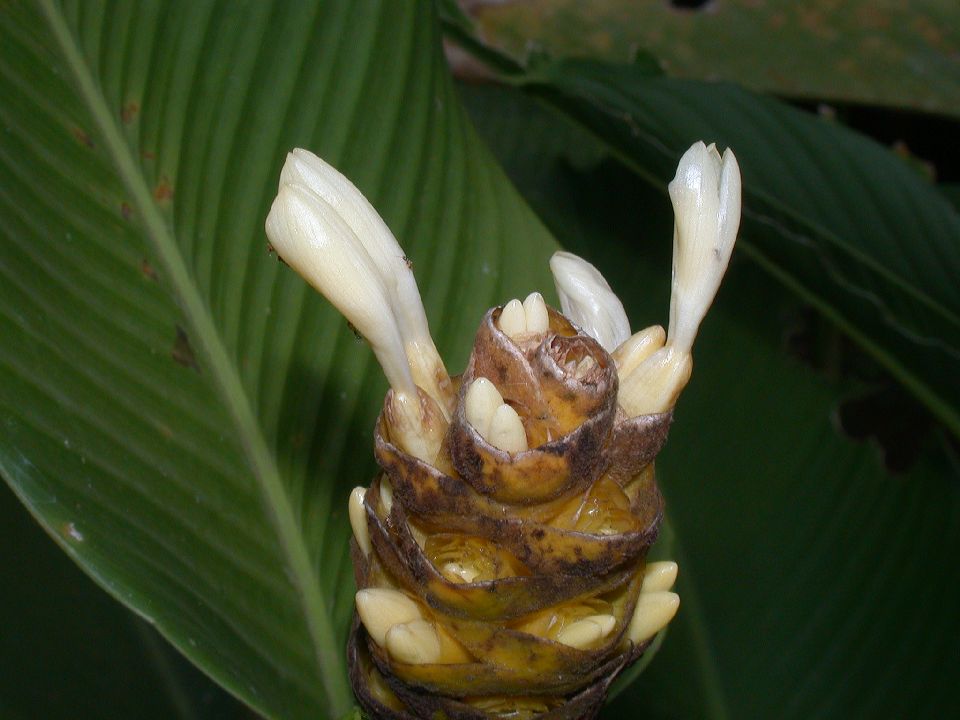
487, 404, 528, 453
355, 589, 422, 647
280, 150, 429, 350
271, 150, 450, 409
385, 620, 441, 664
641, 561, 679, 593
348, 487, 371, 556
618, 346, 692, 416
522, 292, 549, 334
582, 613, 616, 638
550, 251, 630, 351
556, 618, 603, 648
612, 325, 666, 377
498, 298, 527, 338
626, 591, 679, 644
464, 377, 503, 438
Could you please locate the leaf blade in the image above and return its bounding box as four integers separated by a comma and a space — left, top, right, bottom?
34, 0, 351, 713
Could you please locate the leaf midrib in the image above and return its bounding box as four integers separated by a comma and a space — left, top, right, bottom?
36, 1, 351, 715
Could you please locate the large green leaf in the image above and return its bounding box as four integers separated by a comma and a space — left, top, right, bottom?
0, 483, 248, 719
510, 57, 960, 438
0, 1, 556, 718
459, 82, 960, 718
461, 0, 960, 120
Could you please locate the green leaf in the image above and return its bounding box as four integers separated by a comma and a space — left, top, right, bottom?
513, 57, 960, 438
459, 81, 960, 718
0, 1, 555, 718
0, 483, 248, 719
462, 0, 960, 120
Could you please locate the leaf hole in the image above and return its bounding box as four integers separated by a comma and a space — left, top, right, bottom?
667, 0, 713, 10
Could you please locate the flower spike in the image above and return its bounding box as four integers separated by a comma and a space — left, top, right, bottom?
264, 142, 739, 720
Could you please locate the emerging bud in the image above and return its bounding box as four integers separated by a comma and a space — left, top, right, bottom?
349, 487, 371, 557
266, 149, 452, 416
617, 141, 742, 417
267, 142, 741, 719
550, 252, 631, 352
667, 141, 741, 355
266, 181, 413, 395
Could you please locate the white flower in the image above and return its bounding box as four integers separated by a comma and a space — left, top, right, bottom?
265, 149, 450, 415
667, 141, 741, 354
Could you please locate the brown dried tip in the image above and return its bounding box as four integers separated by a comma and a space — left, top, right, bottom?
348, 304, 676, 719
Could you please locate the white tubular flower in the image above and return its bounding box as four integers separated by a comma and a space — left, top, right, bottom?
265, 181, 415, 397
549, 251, 631, 352
268, 149, 451, 413
616, 141, 741, 417
667, 141, 741, 354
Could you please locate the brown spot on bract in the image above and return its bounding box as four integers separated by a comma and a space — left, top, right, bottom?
142, 149, 156, 160
140, 259, 158, 281
172, 325, 199, 371
70, 126, 94, 148
121, 101, 139, 124
154, 177, 174, 202
121, 202, 133, 220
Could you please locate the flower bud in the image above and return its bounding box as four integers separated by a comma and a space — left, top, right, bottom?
267, 149, 451, 412
667, 141, 741, 354
550, 251, 631, 352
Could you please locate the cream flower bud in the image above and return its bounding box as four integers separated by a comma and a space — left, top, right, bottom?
267, 149, 451, 412
550, 251, 631, 352
616, 142, 740, 417
266, 182, 415, 396
667, 142, 741, 354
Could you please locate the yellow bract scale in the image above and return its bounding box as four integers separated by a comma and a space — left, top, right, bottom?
424, 534, 527, 584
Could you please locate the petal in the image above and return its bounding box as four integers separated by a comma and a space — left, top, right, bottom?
550, 251, 630, 351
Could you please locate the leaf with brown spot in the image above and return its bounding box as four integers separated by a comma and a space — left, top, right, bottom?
171, 325, 199, 371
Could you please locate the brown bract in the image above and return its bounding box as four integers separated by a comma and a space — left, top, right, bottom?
349, 304, 673, 719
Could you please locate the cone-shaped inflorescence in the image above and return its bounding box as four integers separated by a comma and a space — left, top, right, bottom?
265, 142, 741, 719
